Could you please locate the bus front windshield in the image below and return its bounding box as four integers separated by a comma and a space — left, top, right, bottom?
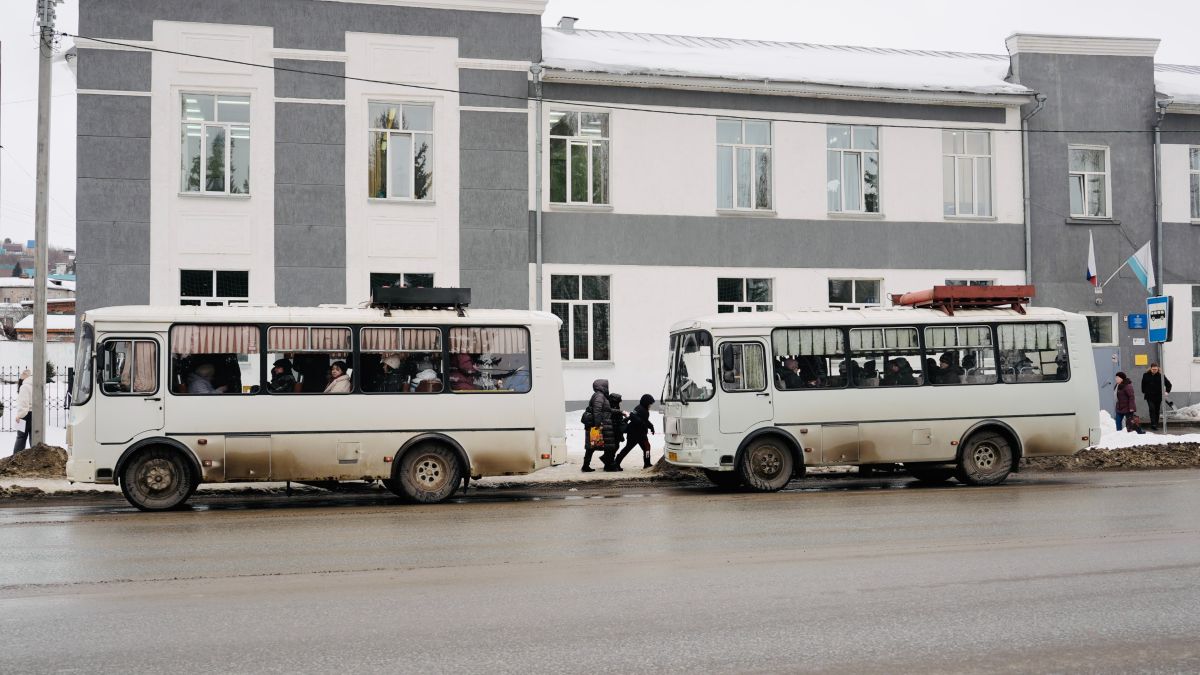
73, 322, 95, 405
665, 330, 714, 402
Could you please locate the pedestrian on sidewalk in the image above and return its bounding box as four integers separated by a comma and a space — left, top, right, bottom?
614, 394, 657, 470
1140, 363, 1172, 429
602, 392, 627, 471
1115, 371, 1136, 431
581, 379, 612, 472
13, 369, 33, 454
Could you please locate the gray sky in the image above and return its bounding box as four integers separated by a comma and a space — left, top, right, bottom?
2, 0, 1198, 249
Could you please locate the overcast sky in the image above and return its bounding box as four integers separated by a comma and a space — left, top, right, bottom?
1, 0, 1198, 249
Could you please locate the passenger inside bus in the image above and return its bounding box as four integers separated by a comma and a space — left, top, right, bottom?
324, 361, 352, 393
186, 363, 228, 394
881, 358, 917, 386
268, 359, 297, 393
936, 351, 963, 384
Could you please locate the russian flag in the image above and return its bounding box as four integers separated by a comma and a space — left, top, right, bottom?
1086, 230, 1098, 287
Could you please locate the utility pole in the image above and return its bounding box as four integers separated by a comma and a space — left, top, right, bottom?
31, 0, 61, 447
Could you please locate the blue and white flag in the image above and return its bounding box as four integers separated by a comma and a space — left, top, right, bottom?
1127, 241, 1156, 292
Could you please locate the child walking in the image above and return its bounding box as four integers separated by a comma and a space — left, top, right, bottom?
615, 394, 656, 470
602, 392, 627, 471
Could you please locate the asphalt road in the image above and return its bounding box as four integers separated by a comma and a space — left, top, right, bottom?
1, 471, 1198, 674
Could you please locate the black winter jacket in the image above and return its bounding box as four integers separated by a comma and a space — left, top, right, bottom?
625, 404, 655, 440
1140, 371, 1172, 402
586, 379, 616, 453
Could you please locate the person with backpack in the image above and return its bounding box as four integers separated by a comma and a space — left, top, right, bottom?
580, 379, 612, 472
614, 394, 656, 470
1140, 363, 1172, 429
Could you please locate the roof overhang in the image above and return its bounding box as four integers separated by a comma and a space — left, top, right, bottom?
315, 0, 546, 13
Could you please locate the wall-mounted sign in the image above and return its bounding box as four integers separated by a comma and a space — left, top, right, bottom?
1127, 313, 1147, 330
1134, 354, 1149, 366
1147, 296, 1172, 343
1132, 337, 1146, 346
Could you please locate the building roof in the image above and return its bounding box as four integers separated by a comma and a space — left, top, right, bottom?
1156, 64, 1200, 107
15, 314, 76, 331
542, 28, 1032, 97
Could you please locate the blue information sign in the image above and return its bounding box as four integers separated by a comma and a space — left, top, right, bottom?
1147, 296, 1171, 343
1127, 314, 1147, 330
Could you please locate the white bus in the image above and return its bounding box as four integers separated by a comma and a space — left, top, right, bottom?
663, 306, 1100, 491
66, 304, 566, 510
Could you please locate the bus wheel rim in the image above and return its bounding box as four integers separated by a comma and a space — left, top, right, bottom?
972, 444, 998, 471
140, 459, 177, 494
412, 454, 448, 491
752, 446, 782, 478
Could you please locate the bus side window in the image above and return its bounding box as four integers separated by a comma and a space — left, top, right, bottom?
772, 328, 845, 389
99, 340, 157, 395
359, 327, 444, 393
266, 326, 352, 394
924, 325, 996, 385
720, 343, 766, 392
171, 324, 260, 395
998, 323, 1068, 383
447, 327, 531, 393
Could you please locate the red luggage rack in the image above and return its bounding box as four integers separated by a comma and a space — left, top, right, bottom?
889, 285, 1035, 316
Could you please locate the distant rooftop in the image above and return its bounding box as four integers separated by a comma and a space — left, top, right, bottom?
542, 27, 1032, 96
1156, 63, 1200, 107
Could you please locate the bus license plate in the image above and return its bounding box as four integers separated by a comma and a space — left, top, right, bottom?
668, 451, 678, 461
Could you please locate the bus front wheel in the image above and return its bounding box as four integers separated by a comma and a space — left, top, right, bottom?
738, 438, 794, 492
120, 447, 197, 512
703, 468, 743, 490
394, 444, 462, 504
955, 431, 1013, 486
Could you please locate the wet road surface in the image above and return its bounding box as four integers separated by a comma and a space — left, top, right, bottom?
1, 470, 1199, 673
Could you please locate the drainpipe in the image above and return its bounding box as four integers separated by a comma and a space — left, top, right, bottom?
1153, 96, 1171, 431
530, 64, 544, 312
1021, 93, 1047, 286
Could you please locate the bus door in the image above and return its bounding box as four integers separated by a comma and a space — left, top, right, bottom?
95, 336, 164, 444
717, 340, 773, 434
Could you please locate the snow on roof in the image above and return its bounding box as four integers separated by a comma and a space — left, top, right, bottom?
1156, 64, 1200, 107
0, 278, 34, 288
15, 314, 75, 331
542, 28, 1032, 97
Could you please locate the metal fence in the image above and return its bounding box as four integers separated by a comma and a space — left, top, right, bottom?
0, 365, 71, 431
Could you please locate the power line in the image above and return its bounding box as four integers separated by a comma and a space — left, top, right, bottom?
62, 32, 1185, 135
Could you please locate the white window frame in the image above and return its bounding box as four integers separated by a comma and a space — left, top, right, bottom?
180, 92, 251, 196
827, 125, 880, 214
548, 110, 611, 206
716, 119, 773, 211
368, 101, 436, 202
180, 269, 249, 306
828, 278, 883, 309
1068, 145, 1112, 218
942, 130, 993, 217
1081, 312, 1118, 347
550, 274, 611, 362
1189, 146, 1200, 221
717, 277, 774, 313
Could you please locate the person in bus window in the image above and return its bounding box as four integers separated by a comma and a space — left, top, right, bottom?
448, 352, 480, 391
268, 359, 297, 393
881, 358, 916, 386
936, 351, 963, 384
378, 355, 407, 392
187, 363, 228, 394
780, 358, 806, 389
325, 361, 352, 393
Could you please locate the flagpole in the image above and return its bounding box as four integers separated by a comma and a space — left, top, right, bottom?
1100, 260, 1128, 288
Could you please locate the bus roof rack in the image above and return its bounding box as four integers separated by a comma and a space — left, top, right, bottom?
890, 285, 1035, 316
370, 287, 471, 315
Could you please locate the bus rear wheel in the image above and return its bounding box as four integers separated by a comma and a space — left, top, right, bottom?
703, 469, 743, 490
120, 447, 197, 512
395, 444, 462, 504
738, 438, 794, 492
955, 431, 1013, 486
905, 464, 956, 485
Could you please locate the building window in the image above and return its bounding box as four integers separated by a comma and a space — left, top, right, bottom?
1190, 147, 1200, 220
945, 279, 994, 287
718, 278, 773, 313
369, 273, 434, 297
181, 93, 250, 194
828, 278, 881, 309
180, 270, 248, 306
1068, 145, 1110, 218
549, 111, 609, 205
549, 274, 610, 361
368, 102, 434, 200
716, 119, 772, 210
827, 125, 879, 213
942, 130, 991, 217
1193, 286, 1200, 358
1082, 313, 1117, 346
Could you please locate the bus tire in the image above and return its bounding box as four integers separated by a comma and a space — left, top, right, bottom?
396, 443, 462, 504
119, 446, 197, 512
905, 464, 956, 484
955, 431, 1013, 486
738, 437, 794, 492
703, 469, 743, 490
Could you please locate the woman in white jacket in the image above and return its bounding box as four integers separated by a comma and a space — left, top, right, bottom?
13, 369, 32, 453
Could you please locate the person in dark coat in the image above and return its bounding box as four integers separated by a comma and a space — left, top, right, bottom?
615, 394, 657, 469
602, 393, 627, 471
1140, 363, 1172, 429
582, 379, 613, 472
936, 351, 963, 385
268, 359, 297, 393
1115, 371, 1137, 431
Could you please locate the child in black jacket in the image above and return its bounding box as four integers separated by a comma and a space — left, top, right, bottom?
602, 393, 628, 471
615, 394, 656, 470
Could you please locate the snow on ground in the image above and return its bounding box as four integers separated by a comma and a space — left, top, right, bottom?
1091, 410, 1200, 450
1172, 402, 1200, 422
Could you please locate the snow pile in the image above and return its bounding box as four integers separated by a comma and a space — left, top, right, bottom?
543, 28, 1030, 96
1172, 402, 1200, 422
1091, 410, 1200, 450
